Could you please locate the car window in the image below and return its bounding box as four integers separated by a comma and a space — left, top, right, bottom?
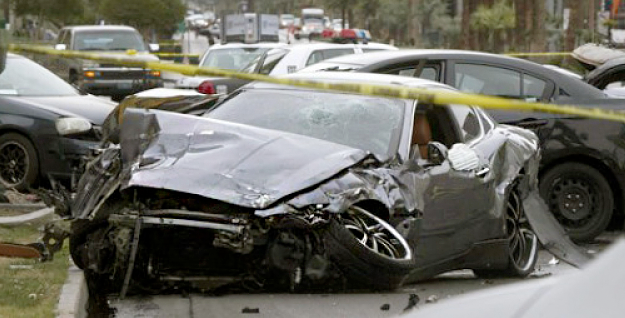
0, 57, 78, 96
57, 30, 69, 45
259, 49, 289, 75
306, 49, 356, 66
73, 30, 146, 51
306, 51, 324, 66
449, 105, 482, 142
204, 47, 271, 71
62, 31, 71, 46
419, 65, 439, 81
455, 63, 521, 98
523, 74, 547, 101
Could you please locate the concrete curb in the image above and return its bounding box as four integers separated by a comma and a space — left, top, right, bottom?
0, 203, 47, 211
56, 262, 88, 318
0, 207, 54, 226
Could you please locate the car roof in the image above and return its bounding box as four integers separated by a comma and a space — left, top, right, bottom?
207, 42, 286, 50
62, 25, 138, 32
282, 42, 396, 51
313, 49, 605, 99
320, 49, 545, 68
246, 71, 453, 92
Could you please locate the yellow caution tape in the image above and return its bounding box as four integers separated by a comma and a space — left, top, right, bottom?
154, 52, 200, 58
505, 52, 571, 57
158, 42, 182, 47
9, 43, 625, 123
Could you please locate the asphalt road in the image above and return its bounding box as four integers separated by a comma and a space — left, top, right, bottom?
107, 233, 617, 318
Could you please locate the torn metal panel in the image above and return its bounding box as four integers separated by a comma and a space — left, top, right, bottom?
523, 192, 591, 268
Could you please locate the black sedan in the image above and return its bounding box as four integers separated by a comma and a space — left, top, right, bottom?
300, 49, 623, 242
0, 54, 115, 190
60, 73, 584, 296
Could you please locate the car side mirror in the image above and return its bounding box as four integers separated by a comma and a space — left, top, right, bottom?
427, 142, 448, 165
54, 44, 67, 51
148, 43, 160, 52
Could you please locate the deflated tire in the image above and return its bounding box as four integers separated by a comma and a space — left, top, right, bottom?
323, 206, 415, 290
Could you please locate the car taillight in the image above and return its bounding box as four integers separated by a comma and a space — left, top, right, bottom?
197, 80, 216, 94
149, 70, 161, 77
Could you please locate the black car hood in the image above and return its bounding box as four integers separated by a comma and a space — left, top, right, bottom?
120, 109, 370, 209
15, 95, 115, 124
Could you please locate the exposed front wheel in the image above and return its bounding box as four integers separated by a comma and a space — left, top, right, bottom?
539, 163, 613, 242
323, 206, 415, 290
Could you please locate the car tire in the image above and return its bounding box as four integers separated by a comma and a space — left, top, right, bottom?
0, 133, 39, 191
69, 199, 121, 269
539, 163, 613, 242
69, 220, 106, 269
323, 206, 416, 290
474, 188, 538, 278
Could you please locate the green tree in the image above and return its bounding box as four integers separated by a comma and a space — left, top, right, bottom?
325, 0, 357, 28
100, 0, 185, 40
416, 0, 459, 48
12, 0, 85, 38
471, 0, 515, 52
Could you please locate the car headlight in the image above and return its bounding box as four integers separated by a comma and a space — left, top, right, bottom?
56, 117, 92, 135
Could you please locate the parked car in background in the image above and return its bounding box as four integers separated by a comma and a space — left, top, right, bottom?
300, 49, 623, 242
175, 42, 286, 90
176, 42, 396, 94
48, 25, 163, 101
66, 72, 582, 296
0, 54, 115, 190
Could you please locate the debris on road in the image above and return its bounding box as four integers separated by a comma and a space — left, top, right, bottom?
425, 295, 439, 304
242, 307, 260, 314
403, 293, 420, 311
548, 257, 561, 265
530, 272, 553, 279
380, 303, 390, 311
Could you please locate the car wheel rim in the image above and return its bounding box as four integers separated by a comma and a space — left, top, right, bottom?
0, 141, 29, 186
506, 191, 538, 272
342, 206, 412, 261
548, 177, 600, 228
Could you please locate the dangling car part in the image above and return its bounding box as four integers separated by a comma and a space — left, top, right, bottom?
42, 72, 588, 296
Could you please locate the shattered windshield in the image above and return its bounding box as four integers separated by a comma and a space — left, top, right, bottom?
201, 47, 271, 70
207, 89, 405, 155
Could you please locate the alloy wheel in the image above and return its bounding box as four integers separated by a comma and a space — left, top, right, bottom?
342, 206, 412, 260
0, 141, 29, 186
505, 191, 538, 272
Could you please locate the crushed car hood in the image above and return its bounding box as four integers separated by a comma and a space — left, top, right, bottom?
120, 109, 371, 209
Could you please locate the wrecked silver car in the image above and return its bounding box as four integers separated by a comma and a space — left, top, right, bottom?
58, 72, 587, 296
